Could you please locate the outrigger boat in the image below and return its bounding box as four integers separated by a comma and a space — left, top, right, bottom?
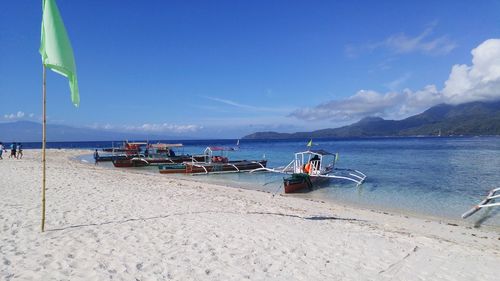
102, 141, 146, 153
112, 143, 204, 167
158, 146, 267, 174
252, 149, 366, 193
462, 187, 500, 219
96, 141, 147, 162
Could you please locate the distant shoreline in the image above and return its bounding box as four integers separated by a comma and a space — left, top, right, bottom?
3, 135, 500, 149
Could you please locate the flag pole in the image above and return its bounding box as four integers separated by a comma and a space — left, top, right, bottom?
41, 64, 47, 232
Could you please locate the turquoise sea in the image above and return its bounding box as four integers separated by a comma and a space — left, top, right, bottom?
25, 137, 500, 226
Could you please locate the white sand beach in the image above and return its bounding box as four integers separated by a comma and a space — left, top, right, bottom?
1, 149, 499, 280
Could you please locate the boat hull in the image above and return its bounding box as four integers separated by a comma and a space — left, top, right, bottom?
112, 158, 149, 167
283, 173, 328, 193
95, 154, 133, 162
113, 155, 204, 168
158, 163, 188, 174
185, 160, 267, 174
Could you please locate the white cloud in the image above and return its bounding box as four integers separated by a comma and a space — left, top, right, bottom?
383, 26, 456, 55
124, 123, 202, 134
442, 39, 500, 104
86, 122, 203, 134
385, 73, 412, 91
292, 39, 500, 122
205, 96, 293, 113
86, 123, 114, 130
346, 23, 456, 57
291, 90, 405, 121
3, 111, 32, 120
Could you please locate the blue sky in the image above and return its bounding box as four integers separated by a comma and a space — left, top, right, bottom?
1, 0, 500, 138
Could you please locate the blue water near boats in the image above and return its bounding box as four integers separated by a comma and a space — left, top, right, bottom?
24, 137, 500, 225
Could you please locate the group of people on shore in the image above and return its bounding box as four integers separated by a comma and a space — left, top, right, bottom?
0, 142, 23, 159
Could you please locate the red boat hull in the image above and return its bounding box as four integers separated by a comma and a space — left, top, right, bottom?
283, 174, 327, 193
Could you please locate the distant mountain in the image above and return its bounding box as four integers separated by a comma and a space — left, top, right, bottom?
243, 101, 500, 139
0, 121, 184, 142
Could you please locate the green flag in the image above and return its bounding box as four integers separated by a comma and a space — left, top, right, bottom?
39, 0, 79, 107
306, 139, 313, 147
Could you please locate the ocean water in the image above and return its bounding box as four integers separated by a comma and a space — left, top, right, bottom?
26, 137, 500, 226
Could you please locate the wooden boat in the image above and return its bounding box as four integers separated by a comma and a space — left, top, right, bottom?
102, 141, 147, 153
94, 154, 130, 162
112, 143, 204, 167
158, 146, 267, 174
283, 173, 334, 193
185, 159, 267, 174
252, 149, 366, 193
158, 163, 188, 174
113, 155, 205, 167
97, 141, 147, 162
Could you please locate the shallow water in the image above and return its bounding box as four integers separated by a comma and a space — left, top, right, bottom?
73, 137, 500, 226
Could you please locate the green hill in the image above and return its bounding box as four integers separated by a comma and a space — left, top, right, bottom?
243, 101, 500, 139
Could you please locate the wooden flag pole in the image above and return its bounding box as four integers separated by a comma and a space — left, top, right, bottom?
41, 64, 47, 232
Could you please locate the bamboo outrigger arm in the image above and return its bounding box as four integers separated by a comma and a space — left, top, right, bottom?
250, 166, 367, 186
250, 160, 295, 174
462, 187, 500, 219
249, 167, 285, 173
191, 164, 209, 174
250, 161, 266, 169
229, 164, 240, 172
318, 169, 367, 186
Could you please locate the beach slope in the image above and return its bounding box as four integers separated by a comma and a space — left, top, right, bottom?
1, 149, 499, 280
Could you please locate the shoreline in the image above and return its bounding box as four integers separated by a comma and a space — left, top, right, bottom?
1, 149, 499, 280
75, 150, 500, 230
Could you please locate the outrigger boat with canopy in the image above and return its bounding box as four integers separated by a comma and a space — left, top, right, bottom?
101, 141, 147, 153
461, 187, 500, 219
251, 149, 366, 193
96, 141, 147, 162
158, 146, 267, 174
112, 143, 204, 167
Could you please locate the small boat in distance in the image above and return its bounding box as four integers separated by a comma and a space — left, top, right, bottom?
252, 149, 366, 193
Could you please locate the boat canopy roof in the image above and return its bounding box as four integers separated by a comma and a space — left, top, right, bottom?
308, 149, 334, 156
150, 143, 183, 148
295, 149, 334, 156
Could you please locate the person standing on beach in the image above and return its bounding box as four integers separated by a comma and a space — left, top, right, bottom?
16, 143, 23, 159
9, 143, 16, 159
93, 149, 99, 165
0, 143, 4, 159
